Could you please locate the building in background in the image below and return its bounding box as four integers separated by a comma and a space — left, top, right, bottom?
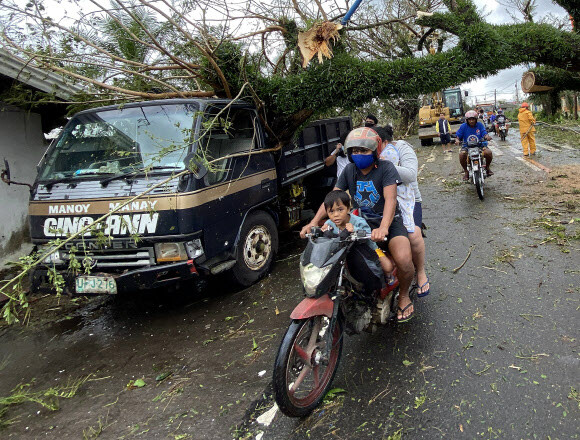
0, 49, 82, 262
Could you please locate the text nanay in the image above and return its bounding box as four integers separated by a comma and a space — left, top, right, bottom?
42, 202, 160, 237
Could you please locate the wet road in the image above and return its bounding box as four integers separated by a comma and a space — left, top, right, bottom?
0, 132, 578, 439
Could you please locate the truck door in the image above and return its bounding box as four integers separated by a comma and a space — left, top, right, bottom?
194, 105, 277, 260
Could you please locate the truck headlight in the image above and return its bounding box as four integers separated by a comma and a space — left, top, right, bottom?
185, 239, 204, 259
154, 242, 188, 263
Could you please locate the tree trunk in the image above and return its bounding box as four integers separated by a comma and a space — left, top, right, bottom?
521, 71, 554, 93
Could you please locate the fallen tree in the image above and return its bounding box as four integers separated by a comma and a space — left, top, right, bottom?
1, 0, 578, 144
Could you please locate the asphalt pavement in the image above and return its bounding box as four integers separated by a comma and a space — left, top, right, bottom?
0, 131, 577, 440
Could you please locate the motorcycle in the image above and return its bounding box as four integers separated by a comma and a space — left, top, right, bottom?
466, 135, 486, 200
498, 123, 507, 141
272, 228, 405, 417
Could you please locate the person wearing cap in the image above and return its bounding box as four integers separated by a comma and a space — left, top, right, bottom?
364, 114, 378, 128
455, 110, 493, 181
300, 127, 416, 323
518, 102, 536, 155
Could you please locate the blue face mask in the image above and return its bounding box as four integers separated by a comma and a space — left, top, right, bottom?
351, 154, 375, 170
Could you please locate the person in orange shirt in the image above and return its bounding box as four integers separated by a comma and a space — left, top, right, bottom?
518, 102, 537, 155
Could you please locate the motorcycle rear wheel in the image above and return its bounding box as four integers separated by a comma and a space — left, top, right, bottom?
475, 170, 484, 200
273, 316, 343, 417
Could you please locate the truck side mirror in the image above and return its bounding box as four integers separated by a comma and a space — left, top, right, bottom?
184, 153, 208, 180
1, 158, 33, 191
1, 158, 11, 185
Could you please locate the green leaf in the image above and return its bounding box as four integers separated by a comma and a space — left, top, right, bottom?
403, 360, 414, 367
252, 338, 258, 351
133, 379, 146, 388
155, 372, 172, 382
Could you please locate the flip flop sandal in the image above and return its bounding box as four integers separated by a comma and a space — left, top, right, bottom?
417, 278, 430, 298
463, 174, 469, 181
397, 302, 415, 323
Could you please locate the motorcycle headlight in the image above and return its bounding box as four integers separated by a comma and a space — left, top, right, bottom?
154, 242, 188, 263
300, 263, 332, 297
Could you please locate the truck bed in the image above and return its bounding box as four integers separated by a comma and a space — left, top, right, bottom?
277, 116, 351, 186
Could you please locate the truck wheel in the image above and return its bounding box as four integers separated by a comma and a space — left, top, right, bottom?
231, 211, 278, 286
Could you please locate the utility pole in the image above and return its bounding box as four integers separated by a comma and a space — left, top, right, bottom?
494, 89, 497, 108
574, 93, 578, 120
515, 83, 519, 103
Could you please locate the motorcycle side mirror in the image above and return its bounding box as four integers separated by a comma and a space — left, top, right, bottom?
183, 153, 208, 180
464, 91, 469, 97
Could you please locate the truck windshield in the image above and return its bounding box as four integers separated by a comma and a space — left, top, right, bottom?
38, 103, 198, 181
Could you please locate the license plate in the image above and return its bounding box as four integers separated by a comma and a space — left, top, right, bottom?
76, 276, 117, 294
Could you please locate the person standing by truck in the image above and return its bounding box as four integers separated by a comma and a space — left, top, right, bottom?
324, 132, 350, 180
518, 102, 537, 156
364, 114, 378, 128
436, 113, 452, 153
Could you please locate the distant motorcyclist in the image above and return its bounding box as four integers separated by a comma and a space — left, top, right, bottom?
495, 109, 509, 136
455, 111, 493, 181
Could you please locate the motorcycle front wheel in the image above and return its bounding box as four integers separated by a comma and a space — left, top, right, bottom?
273, 316, 343, 417
475, 169, 484, 200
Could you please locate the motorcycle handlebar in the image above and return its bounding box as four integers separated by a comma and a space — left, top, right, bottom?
305, 230, 387, 241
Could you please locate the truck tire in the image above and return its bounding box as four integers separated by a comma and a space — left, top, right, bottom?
231, 211, 278, 286
420, 138, 433, 146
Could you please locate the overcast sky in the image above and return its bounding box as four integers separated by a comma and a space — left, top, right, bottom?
461, 0, 570, 106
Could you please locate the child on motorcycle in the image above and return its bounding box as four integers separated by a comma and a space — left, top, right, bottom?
320, 190, 395, 283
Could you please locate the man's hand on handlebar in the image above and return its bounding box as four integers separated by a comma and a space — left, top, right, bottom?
371, 226, 389, 242
484, 134, 492, 141
300, 222, 316, 238
455, 138, 460, 145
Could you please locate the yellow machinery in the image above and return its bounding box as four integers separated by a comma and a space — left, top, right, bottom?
418, 88, 464, 146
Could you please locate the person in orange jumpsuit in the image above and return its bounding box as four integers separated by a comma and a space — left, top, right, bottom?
518, 102, 537, 155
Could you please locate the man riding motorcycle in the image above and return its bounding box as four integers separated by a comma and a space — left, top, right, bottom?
495, 109, 509, 136
455, 110, 493, 181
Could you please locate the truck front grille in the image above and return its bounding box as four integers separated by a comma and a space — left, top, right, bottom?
89, 248, 155, 269
59, 247, 155, 271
